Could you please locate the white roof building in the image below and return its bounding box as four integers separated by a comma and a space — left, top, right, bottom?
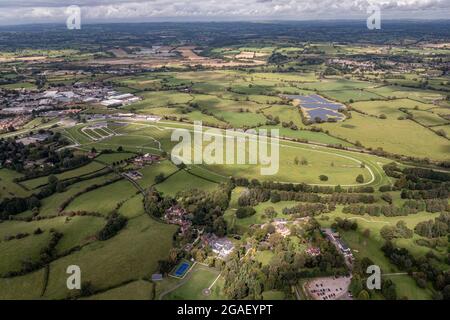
110, 93, 134, 100
101, 99, 124, 107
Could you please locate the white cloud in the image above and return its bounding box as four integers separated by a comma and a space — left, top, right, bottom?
0, 0, 448, 24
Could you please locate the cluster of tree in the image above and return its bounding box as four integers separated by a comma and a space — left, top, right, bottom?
381, 193, 393, 204
261, 227, 347, 291
157, 248, 183, 275
0, 195, 40, 219
154, 173, 166, 184
380, 221, 413, 241
0, 134, 82, 175
384, 163, 450, 191
281, 121, 298, 131
265, 114, 280, 126
342, 204, 408, 216
175, 183, 233, 236
231, 178, 374, 194
268, 52, 290, 65
222, 223, 347, 299
3, 232, 30, 242
403, 167, 450, 182
356, 174, 365, 184
414, 212, 449, 239
403, 198, 449, 213
144, 188, 176, 219
400, 188, 449, 200
222, 250, 266, 299
238, 188, 375, 208
342, 198, 448, 217
97, 212, 128, 241
236, 206, 256, 219
350, 257, 398, 300
381, 241, 450, 300
281, 203, 329, 217
332, 217, 358, 231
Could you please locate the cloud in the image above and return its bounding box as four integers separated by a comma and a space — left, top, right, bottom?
0, 0, 448, 24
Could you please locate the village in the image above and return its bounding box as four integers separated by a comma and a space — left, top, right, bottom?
0, 83, 142, 132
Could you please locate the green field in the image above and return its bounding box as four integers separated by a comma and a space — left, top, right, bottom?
21, 162, 107, 190
0, 215, 106, 276
84, 280, 153, 300
117, 194, 146, 219
64, 179, 138, 215
229, 200, 299, 230
0, 169, 30, 199
163, 264, 224, 300
43, 215, 177, 299
0, 269, 47, 299
137, 160, 179, 189
38, 173, 117, 217
155, 169, 219, 196
318, 112, 449, 160
409, 110, 449, 127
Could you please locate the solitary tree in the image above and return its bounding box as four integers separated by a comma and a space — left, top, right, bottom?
356, 174, 364, 184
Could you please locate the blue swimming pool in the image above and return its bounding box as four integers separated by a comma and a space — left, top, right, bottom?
174, 262, 190, 277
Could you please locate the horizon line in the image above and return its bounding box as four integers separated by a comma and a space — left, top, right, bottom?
1, 18, 450, 28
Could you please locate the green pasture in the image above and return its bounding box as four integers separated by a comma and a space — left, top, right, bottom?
43, 215, 177, 299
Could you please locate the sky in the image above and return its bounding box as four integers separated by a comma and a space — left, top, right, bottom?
0, 0, 449, 25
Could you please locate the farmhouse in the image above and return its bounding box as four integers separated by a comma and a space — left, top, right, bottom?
134, 153, 160, 167
271, 219, 291, 238
165, 205, 191, 235
124, 170, 143, 181
203, 234, 234, 259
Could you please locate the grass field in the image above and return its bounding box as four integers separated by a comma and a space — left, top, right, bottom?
21, 161, 106, 190
64, 178, 138, 215
84, 280, 153, 300
409, 110, 449, 127
384, 274, 433, 300
369, 86, 445, 103
0, 269, 46, 299
318, 112, 449, 160
350, 99, 432, 118
0, 232, 51, 276
259, 125, 353, 146
232, 200, 298, 229
0, 169, 30, 199
137, 160, 179, 189
323, 89, 384, 103
1, 215, 105, 248
38, 173, 117, 217
203, 140, 372, 185
261, 105, 305, 128
163, 264, 224, 300
155, 169, 219, 196
43, 215, 177, 299
262, 290, 286, 300
117, 194, 145, 219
